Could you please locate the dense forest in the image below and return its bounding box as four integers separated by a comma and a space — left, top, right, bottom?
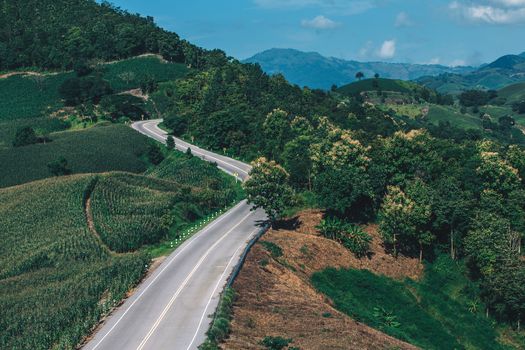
0, 0, 228, 71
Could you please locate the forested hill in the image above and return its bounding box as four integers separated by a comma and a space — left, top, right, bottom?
0, 0, 227, 71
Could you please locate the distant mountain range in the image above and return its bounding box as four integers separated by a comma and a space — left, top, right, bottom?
243, 48, 475, 90
417, 53, 525, 94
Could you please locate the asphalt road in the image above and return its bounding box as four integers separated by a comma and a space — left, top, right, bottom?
83, 120, 266, 350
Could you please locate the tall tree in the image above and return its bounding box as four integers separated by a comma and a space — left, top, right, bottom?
243, 157, 295, 225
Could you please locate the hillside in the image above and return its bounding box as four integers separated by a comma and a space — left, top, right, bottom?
0, 151, 238, 349
221, 211, 508, 349
418, 54, 525, 94
0, 0, 218, 71
0, 54, 192, 188
336, 78, 422, 95
243, 48, 473, 90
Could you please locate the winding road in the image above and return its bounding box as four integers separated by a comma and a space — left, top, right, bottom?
83, 120, 266, 350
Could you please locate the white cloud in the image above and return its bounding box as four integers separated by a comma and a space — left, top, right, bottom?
449, 0, 525, 24
395, 12, 413, 27
301, 15, 340, 29
378, 40, 396, 59
427, 57, 441, 65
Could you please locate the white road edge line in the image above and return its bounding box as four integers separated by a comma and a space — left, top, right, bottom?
89, 200, 246, 350
140, 121, 250, 176
185, 229, 257, 350
135, 211, 256, 350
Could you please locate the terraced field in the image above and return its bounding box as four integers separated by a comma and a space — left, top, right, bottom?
0, 124, 150, 188
0, 148, 239, 349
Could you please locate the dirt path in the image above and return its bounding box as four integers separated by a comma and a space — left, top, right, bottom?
0, 70, 62, 80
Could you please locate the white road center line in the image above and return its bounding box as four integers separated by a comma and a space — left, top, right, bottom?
89, 201, 246, 350
135, 211, 256, 350
185, 228, 258, 350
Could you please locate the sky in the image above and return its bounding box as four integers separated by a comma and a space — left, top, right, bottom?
104, 0, 525, 66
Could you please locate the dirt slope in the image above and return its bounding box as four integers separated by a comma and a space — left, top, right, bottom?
222, 210, 422, 350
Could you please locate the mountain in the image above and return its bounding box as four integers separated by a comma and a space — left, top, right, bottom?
418, 54, 525, 94
243, 48, 474, 90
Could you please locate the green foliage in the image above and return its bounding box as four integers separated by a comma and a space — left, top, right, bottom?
260, 241, 284, 259
100, 94, 149, 121
59, 75, 113, 106
260, 336, 294, 350
93, 163, 237, 253
338, 78, 422, 96
316, 217, 371, 257
459, 89, 498, 107
0, 73, 72, 121
166, 135, 175, 150
0, 124, 150, 188
12, 126, 39, 147
0, 0, 222, 71
47, 156, 72, 176
0, 175, 149, 349
147, 143, 165, 165
200, 288, 236, 349
312, 266, 506, 350
0, 117, 68, 150
102, 56, 189, 92
0, 147, 239, 348
244, 157, 296, 223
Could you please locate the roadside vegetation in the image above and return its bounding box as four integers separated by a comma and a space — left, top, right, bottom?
0, 146, 239, 349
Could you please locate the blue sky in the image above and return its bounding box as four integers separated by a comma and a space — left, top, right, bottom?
105, 0, 525, 66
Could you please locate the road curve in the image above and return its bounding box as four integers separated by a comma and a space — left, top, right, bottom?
83, 120, 266, 350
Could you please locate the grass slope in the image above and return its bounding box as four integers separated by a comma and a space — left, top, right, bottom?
337, 78, 419, 95
312, 256, 507, 350
0, 56, 189, 122
0, 124, 149, 188
427, 105, 482, 129
0, 175, 150, 349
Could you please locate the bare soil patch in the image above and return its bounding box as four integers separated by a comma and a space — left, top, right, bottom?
222, 210, 422, 349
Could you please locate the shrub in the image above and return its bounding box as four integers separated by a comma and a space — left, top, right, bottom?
147, 143, 165, 165
260, 336, 293, 350
47, 157, 72, 176
200, 288, 236, 349
166, 136, 175, 150
260, 241, 283, 259
12, 126, 39, 147
317, 217, 371, 257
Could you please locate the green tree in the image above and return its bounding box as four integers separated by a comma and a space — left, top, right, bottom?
147, 143, 165, 165
282, 136, 313, 189
311, 125, 373, 217
166, 136, 175, 150
432, 177, 472, 260
481, 259, 525, 329
243, 157, 295, 225
379, 182, 434, 261
47, 157, 72, 176
140, 75, 159, 94
13, 127, 39, 147
356, 72, 365, 81
263, 109, 291, 161
405, 179, 435, 261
